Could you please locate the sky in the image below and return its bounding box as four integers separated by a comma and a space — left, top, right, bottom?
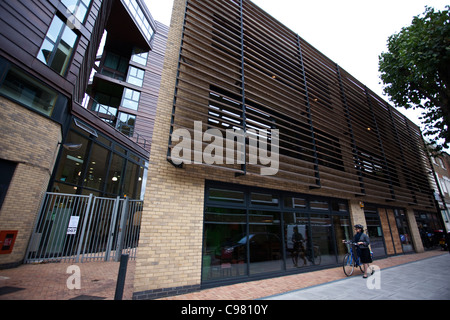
144, 0, 449, 127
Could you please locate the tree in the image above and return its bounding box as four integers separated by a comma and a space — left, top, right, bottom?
379, 6, 450, 150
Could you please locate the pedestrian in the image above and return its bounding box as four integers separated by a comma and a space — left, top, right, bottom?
349, 224, 372, 278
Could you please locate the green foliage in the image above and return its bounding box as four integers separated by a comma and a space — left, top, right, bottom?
379, 6, 450, 149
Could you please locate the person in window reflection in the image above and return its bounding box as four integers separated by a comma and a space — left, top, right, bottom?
353, 224, 372, 278
292, 226, 307, 267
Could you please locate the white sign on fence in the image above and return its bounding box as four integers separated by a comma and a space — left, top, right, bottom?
67, 216, 80, 235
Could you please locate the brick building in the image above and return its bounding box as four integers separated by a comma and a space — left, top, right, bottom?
0, 0, 445, 300
132, 0, 443, 299
0, 0, 167, 267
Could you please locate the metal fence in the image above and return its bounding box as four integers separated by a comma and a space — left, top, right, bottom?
25, 193, 143, 263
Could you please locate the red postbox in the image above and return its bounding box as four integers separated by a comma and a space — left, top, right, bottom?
0, 230, 18, 254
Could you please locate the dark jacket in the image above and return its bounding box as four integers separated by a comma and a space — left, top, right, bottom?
353, 233, 370, 248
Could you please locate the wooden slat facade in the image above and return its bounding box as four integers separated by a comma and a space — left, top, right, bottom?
168, 0, 435, 209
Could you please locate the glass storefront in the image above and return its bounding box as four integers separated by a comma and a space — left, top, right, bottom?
364, 205, 417, 257
51, 118, 148, 199
415, 211, 445, 249
202, 182, 352, 284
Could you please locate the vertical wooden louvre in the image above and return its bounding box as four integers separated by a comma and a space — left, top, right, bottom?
167, 0, 435, 209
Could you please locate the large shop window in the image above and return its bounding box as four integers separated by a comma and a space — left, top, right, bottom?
202, 182, 352, 284
52, 119, 147, 199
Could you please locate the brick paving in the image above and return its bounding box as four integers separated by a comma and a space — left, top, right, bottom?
0, 250, 446, 300
0, 260, 136, 300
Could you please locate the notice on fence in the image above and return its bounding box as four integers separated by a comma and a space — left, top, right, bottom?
67, 216, 80, 235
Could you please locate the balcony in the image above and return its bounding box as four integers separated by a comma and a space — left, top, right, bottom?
105, 0, 156, 52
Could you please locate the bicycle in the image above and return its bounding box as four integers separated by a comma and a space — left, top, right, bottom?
291, 241, 321, 267
342, 240, 374, 276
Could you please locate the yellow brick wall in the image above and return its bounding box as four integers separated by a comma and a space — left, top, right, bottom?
0, 96, 61, 265
133, 0, 206, 294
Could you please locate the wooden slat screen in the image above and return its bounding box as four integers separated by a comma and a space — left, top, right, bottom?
167, 0, 435, 208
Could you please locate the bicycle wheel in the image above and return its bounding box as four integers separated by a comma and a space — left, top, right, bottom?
312, 246, 321, 265
343, 253, 354, 276
291, 251, 298, 267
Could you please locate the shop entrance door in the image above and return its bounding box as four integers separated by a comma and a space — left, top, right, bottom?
378, 208, 403, 255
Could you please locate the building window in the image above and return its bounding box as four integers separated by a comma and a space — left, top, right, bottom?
38, 15, 78, 75
126, 66, 145, 87
117, 112, 136, 137
121, 88, 140, 111
102, 52, 129, 81
131, 47, 149, 66
51, 119, 148, 199
61, 0, 92, 23
0, 66, 58, 116
0, 159, 17, 210
123, 0, 154, 41
54, 130, 89, 187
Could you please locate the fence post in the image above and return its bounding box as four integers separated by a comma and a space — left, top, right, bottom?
105, 196, 121, 261
75, 194, 94, 263
115, 197, 129, 262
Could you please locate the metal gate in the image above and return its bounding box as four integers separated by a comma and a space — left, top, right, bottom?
25, 193, 143, 263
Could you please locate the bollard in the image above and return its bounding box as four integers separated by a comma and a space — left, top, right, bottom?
114, 254, 129, 300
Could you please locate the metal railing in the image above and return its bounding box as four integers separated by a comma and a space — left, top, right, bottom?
25, 193, 143, 263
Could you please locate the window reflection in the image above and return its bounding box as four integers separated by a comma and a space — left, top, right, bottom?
123, 161, 139, 198
208, 188, 244, 204
250, 192, 279, 207
333, 215, 352, 261
310, 214, 335, 266
83, 143, 109, 190
364, 213, 387, 257
54, 131, 89, 186
202, 184, 353, 283
395, 209, 414, 252
106, 154, 125, 195
38, 16, 78, 75
248, 211, 282, 275
284, 212, 310, 269
202, 207, 247, 281
61, 0, 92, 22
0, 66, 58, 116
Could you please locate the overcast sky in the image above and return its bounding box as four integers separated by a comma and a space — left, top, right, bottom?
144, 0, 449, 127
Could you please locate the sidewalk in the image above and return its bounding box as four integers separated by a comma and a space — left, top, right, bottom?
263, 253, 450, 300
0, 250, 447, 300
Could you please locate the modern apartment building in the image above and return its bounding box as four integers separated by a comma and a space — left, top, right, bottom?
132, 0, 444, 299
0, 0, 167, 267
